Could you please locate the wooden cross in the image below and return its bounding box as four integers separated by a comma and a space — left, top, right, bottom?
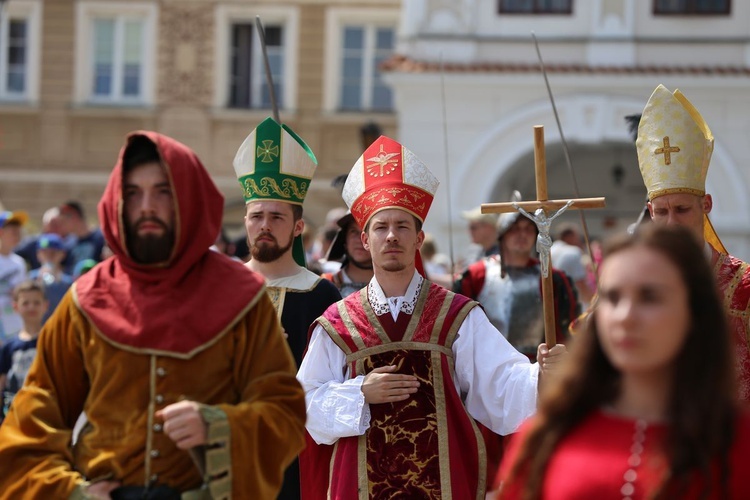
481, 125, 606, 347
654, 136, 680, 165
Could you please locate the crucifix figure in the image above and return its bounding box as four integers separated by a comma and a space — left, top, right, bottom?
481, 125, 606, 347
513, 200, 573, 278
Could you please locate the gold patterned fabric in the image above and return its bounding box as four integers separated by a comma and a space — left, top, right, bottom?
318, 282, 486, 499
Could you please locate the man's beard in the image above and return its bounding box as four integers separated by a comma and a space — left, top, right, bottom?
126, 217, 175, 264
250, 230, 294, 263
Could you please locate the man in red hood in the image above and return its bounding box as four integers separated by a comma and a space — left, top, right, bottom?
0, 132, 306, 499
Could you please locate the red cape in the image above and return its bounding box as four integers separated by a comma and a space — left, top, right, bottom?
76, 131, 264, 357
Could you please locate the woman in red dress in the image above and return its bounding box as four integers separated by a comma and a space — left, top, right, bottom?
497, 224, 750, 499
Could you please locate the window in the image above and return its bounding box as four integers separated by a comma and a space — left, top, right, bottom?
0, 1, 41, 102
339, 25, 394, 112
228, 23, 284, 109
654, 0, 730, 14
6, 20, 27, 94
214, 5, 298, 112
91, 17, 144, 100
499, 0, 573, 14
75, 2, 156, 106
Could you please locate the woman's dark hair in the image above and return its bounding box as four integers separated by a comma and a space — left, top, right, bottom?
503, 224, 737, 499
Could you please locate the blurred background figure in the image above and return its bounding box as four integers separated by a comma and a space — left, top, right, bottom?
320, 212, 372, 297
495, 225, 750, 498
0, 211, 29, 345
210, 227, 240, 262
311, 207, 348, 269
456, 209, 579, 359
28, 234, 73, 323
461, 206, 499, 267
14, 206, 66, 271
551, 223, 595, 308
581, 238, 603, 297
58, 201, 105, 275
301, 221, 317, 269
421, 233, 452, 288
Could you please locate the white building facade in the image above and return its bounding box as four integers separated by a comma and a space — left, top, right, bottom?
385, 0, 750, 262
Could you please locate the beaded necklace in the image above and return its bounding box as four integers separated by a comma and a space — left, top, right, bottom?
622, 418, 648, 500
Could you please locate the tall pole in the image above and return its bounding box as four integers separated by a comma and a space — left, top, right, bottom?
255, 16, 280, 123
532, 32, 598, 277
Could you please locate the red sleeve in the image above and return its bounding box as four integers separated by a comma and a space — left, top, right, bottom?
455, 261, 486, 299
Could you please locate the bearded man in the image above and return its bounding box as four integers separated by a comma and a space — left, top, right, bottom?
233, 118, 341, 500
0, 132, 306, 499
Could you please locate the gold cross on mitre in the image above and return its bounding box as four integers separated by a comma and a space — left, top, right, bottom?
481, 125, 606, 347
654, 136, 680, 165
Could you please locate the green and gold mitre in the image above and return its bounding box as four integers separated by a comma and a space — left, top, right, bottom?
233, 117, 317, 266
233, 117, 318, 205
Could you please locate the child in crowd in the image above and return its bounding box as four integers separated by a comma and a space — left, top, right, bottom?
0, 211, 28, 345
0, 281, 48, 420
29, 233, 73, 323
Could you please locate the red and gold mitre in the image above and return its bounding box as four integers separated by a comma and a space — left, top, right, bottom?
342, 136, 439, 228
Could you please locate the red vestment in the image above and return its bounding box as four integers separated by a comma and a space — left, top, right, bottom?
713, 250, 750, 401
306, 281, 486, 499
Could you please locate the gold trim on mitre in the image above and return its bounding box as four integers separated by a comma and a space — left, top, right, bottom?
636, 84, 714, 201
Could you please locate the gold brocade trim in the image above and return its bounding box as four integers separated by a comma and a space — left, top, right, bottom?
345, 342, 453, 364
71, 282, 267, 360
358, 433, 369, 500
318, 316, 354, 357
433, 348, 452, 500
328, 441, 338, 500
266, 287, 286, 320
446, 302, 479, 349
242, 176, 309, 201
429, 292, 455, 344
648, 187, 705, 201
472, 415, 487, 500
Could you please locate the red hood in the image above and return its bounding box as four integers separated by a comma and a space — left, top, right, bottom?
76, 131, 264, 356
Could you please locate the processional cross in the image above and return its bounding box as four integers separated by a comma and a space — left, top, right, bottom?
481, 126, 606, 347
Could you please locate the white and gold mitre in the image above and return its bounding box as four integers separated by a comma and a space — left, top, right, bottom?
636, 84, 714, 200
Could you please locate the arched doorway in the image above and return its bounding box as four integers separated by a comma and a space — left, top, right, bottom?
437, 93, 750, 261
